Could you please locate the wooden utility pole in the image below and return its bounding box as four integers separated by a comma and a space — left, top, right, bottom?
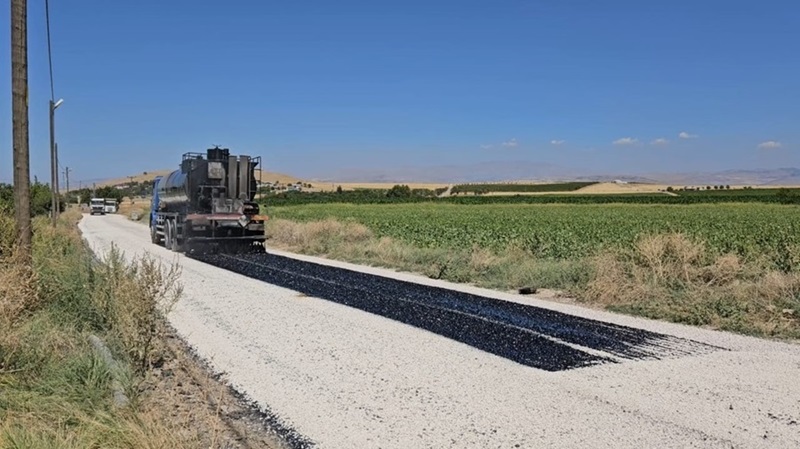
11, 0, 32, 259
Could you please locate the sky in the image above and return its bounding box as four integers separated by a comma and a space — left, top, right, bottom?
0, 0, 798, 184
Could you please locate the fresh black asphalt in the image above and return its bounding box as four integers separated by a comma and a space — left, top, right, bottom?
191, 251, 721, 372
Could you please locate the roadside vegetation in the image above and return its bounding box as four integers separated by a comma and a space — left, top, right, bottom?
0, 208, 206, 448
266, 202, 800, 339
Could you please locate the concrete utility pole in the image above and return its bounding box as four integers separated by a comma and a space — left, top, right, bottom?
50, 100, 63, 226
11, 0, 32, 260
63, 166, 70, 193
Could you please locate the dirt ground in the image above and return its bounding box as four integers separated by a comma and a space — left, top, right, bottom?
138, 324, 300, 449
313, 182, 450, 192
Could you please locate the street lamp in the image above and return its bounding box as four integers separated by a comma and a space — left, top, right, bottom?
50, 98, 64, 226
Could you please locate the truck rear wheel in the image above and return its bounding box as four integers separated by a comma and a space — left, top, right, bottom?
168, 220, 183, 253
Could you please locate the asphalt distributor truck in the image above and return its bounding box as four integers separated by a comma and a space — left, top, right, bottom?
150, 146, 267, 253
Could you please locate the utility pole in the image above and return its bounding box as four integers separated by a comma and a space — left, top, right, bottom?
49, 101, 63, 225
12, 0, 32, 260
61, 166, 69, 208
50, 100, 56, 225
63, 166, 70, 193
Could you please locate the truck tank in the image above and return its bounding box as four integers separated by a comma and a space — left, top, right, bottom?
153, 147, 260, 215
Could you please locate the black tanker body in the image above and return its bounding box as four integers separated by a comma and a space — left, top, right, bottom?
149, 146, 267, 253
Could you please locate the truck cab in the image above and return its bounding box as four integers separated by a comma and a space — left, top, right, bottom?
104, 199, 117, 214
89, 198, 106, 215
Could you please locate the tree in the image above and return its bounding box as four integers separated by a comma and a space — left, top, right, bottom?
0, 181, 55, 216
776, 188, 799, 204
336, 185, 343, 194
725, 185, 731, 190
386, 184, 412, 198
666, 186, 674, 192
30, 181, 53, 216
94, 186, 124, 203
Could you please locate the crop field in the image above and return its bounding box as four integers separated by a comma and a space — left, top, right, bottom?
261, 187, 800, 207
451, 182, 597, 194
271, 202, 800, 262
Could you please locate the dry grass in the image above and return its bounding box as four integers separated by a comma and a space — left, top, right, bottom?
0, 251, 38, 333
267, 218, 375, 254
584, 233, 800, 337
574, 182, 673, 194
118, 197, 150, 220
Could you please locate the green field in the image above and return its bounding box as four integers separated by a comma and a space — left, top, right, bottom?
272, 202, 800, 264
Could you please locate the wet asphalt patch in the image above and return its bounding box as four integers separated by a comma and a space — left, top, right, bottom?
192, 252, 721, 372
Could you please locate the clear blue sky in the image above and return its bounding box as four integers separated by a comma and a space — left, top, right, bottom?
1, 0, 798, 184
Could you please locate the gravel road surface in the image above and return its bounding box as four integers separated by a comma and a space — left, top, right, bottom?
80, 214, 800, 449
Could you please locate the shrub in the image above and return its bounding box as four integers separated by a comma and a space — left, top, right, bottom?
93, 245, 183, 373
386, 184, 412, 198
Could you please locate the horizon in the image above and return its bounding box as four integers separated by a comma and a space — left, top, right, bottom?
1, 1, 797, 185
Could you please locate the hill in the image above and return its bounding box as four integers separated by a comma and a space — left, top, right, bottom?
90, 169, 302, 190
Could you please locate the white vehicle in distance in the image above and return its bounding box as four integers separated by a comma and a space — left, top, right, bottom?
104, 199, 117, 214
89, 198, 106, 215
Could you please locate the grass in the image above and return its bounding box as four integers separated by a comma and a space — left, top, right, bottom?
0, 209, 193, 448
266, 211, 800, 339
584, 233, 800, 337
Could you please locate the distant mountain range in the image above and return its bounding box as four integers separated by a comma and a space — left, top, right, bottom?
642, 168, 800, 186
308, 163, 800, 186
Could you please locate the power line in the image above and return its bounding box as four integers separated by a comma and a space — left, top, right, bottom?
45, 0, 55, 101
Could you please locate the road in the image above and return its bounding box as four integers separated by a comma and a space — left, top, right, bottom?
79, 214, 800, 449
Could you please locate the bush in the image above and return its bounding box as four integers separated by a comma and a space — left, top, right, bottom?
92, 245, 182, 373
386, 184, 412, 198
0, 181, 56, 216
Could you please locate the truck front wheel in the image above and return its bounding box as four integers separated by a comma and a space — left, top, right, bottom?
150, 222, 162, 244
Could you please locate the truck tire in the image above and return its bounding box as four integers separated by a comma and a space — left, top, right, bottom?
164, 220, 174, 250
168, 220, 183, 253
150, 222, 162, 244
